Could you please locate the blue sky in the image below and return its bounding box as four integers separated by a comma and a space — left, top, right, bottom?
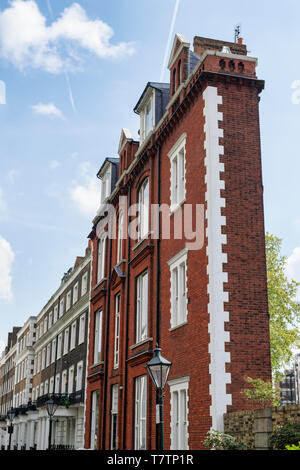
1, 0, 300, 352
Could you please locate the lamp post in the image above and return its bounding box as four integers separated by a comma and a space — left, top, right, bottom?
146, 346, 172, 450
7, 407, 15, 450
46, 398, 58, 450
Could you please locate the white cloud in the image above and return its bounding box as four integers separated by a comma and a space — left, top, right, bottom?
49, 160, 61, 170
286, 247, 300, 300
0, 1, 135, 74
0, 236, 15, 302
7, 169, 18, 184
31, 102, 65, 119
69, 161, 99, 217
0, 80, 6, 104
0, 187, 7, 214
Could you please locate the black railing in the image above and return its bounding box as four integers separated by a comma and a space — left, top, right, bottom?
50, 444, 75, 451
36, 393, 69, 408
69, 390, 83, 405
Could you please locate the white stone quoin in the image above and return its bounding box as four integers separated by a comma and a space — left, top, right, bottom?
203, 85, 232, 432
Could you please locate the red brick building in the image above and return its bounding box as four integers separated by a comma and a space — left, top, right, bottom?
84, 33, 271, 450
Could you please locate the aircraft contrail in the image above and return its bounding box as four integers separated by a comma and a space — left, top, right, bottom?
47, 0, 76, 114
160, 0, 180, 82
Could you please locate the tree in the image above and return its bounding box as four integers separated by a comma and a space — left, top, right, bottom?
266, 232, 300, 378
242, 376, 280, 407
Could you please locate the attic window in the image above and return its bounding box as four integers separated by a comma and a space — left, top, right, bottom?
140, 90, 155, 144
101, 165, 111, 203
177, 60, 181, 87
172, 68, 176, 95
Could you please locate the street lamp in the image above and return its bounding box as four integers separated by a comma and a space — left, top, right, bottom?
7, 407, 15, 450
46, 398, 58, 450
146, 346, 172, 450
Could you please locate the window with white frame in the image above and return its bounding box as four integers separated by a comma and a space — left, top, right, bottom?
138, 179, 149, 240
140, 90, 155, 143
78, 313, 85, 345
114, 294, 121, 369
76, 361, 83, 391
117, 211, 124, 263
36, 385, 39, 399
63, 328, 69, 355
46, 343, 51, 367
101, 165, 111, 203
134, 375, 147, 450
94, 310, 102, 364
168, 134, 186, 211
68, 366, 74, 393
168, 250, 188, 328
59, 297, 65, 317
40, 382, 44, 397
61, 370, 67, 393
49, 377, 54, 394
73, 282, 79, 304
110, 384, 119, 450
169, 377, 189, 450
97, 234, 107, 282
136, 271, 148, 343
54, 305, 58, 323
44, 380, 49, 395
41, 348, 46, 370
51, 338, 56, 363
49, 311, 53, 329
33, 355, 37, 376
57, 333, 62, 359
44, 317, 48, 334
81, 272, 88, 296
90, 390, 99, 449
66, 291, 71, 311
37, 352, 41, 373
70, 321, 76, 350
39, 323, 43, 338
55, 373, 60, 393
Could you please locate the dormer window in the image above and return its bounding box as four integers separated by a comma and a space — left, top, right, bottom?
140, 91, 154, 143
101, 165, 111, 203
134, 83, 170, 146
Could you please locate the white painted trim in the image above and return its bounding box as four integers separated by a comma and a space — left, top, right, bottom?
169, 376, 190, 450
167, 247, 188, 266
167, 34, 190, 70
203, 85, 231, 432
167, 132, 187, 158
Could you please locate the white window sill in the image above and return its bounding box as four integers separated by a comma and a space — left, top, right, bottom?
93, 277, 107, 289
170, 198, 186, 215
130, 337, 153, 350
169, 321, 188, 332
132, 232, 153, 251
90, 361, 104, 368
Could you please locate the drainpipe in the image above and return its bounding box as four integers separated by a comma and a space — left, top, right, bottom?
101, 226, 113, 449
155, 143, 161, 450
122, 186, 131, 449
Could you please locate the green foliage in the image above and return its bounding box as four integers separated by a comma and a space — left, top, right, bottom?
242, 376, 280, 407
265, 233, 300, 379
203, 429, 245, 450
286, 442, 300, 450
270, 423, 300, 450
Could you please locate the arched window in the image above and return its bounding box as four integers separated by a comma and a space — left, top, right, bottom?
177, 60, 181, 87
138, 179, 149, 240
172, 68, 176, 95
117, 210, 124, 263
97, 233, 107, 282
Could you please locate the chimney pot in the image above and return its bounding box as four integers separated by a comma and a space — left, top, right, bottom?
238, 37, 244, 45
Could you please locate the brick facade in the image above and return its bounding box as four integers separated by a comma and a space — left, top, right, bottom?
84, 34, 271, 450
